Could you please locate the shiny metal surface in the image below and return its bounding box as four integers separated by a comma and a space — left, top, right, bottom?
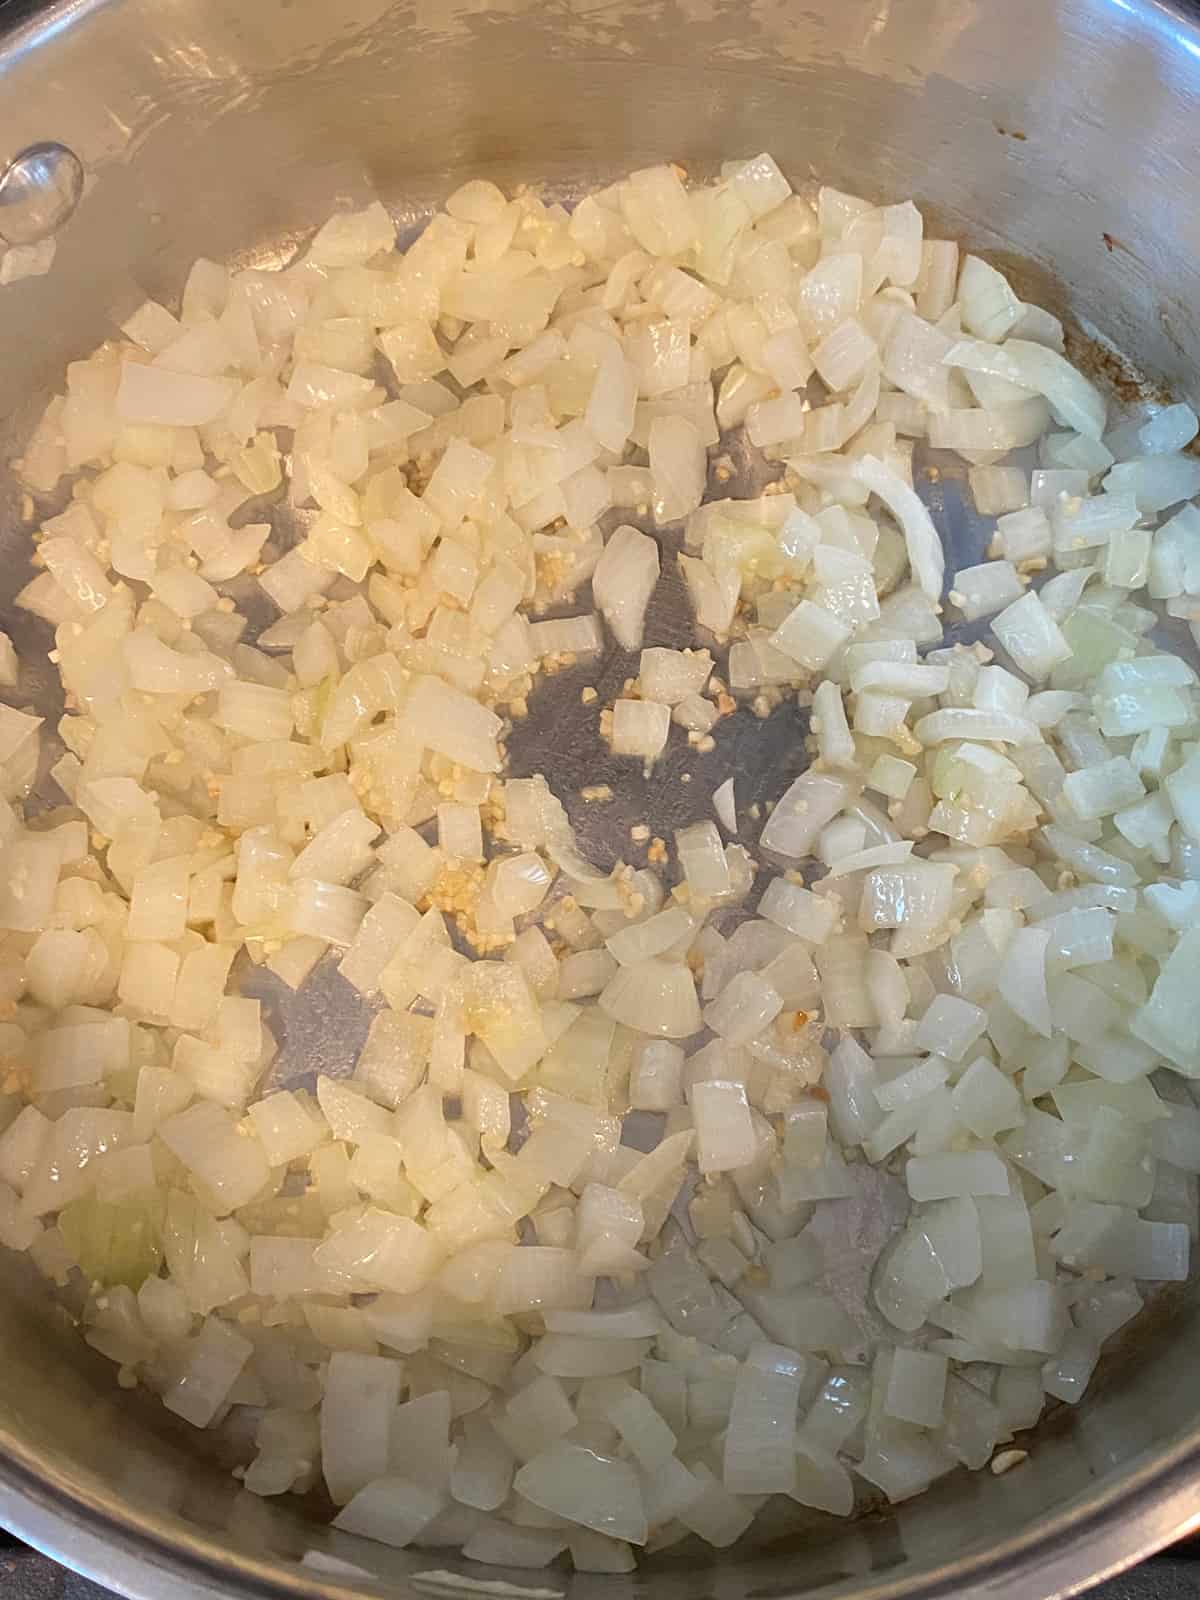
0, 142, 84, 246
0, 1, 1199, 1598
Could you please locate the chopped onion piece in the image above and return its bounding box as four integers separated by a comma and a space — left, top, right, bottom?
594, 525, 661, 651
849, 454, 944, 600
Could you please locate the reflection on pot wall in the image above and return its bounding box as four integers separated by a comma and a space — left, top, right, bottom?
0, 3, 1198, 1600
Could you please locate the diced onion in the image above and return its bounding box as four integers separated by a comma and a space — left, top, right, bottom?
4, 157, 1192, 1577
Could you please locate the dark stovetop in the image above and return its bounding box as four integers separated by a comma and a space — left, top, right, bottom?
1, 1534, 1199, 1600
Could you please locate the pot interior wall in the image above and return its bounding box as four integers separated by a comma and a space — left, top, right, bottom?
0, 2, 1199, 1598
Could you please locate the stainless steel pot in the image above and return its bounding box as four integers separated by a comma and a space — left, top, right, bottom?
1, 0, 1200, 1596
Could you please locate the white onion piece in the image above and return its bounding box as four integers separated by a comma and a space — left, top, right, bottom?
713, 778, 737, 833
724, 1341, 807, 1493
333, 1478, 445, 1548
639, 646, 712, 704
116, 364, 237, 427
593, 525, 661, 651
849, 454, 944, 600
691, 1081, 758, 1174
515, 1441, 647, 1545
610, 699, 670, 761
599, 962, 701, 1038
945, 338, 1107, 438
915, 707, 1040, 746
997, 927, 1053, 1037
760, 773, 857, 858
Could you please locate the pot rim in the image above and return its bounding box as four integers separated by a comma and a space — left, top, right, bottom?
1, 0, 1200, 1595
3, 1396, 1200, 1600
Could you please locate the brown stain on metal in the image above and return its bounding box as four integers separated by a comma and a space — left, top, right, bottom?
977, 240, 1165, 407
1066, 321, 1163, 405
1102, 230, 1139, 262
